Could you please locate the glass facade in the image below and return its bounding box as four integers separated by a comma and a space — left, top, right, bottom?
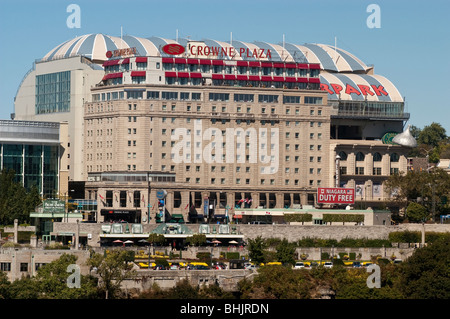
0, 144, 59, 197
35, 71, 71, 114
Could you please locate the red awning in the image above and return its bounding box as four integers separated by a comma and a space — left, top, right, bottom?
248, 61, 261, 67
261, 62, 273, 68
175, 58, 187, 64
285, 77, 296, 82
297, 77, 308, 83
103, 72, 123, 80
165, 72, 177, 77
309, 63, 320, 69
121, 58, 130, 64
187, 58, 199, 64
237, 61, 248, 67
296, 63, 308, 69
212, 60, 224, 66
285, 63, 296, 69
236, 75, 248, 81
233, 215, 243, 219
102, 59, 120, 67
212, 74, 224, 80
249, 75, 261, 81
131, 71, 146, 77
177, 72, 189, 78
273, 63, 284, 68
135, 57, 148, 63
190, 72, 202, 78
273, 76, 284, 82
199, 59, 211, 65
261, 76, 273, 82
308, 77, 321, 83
162, 57, 174, 63
224, 74, 236, 80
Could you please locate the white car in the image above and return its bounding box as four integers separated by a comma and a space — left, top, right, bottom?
323, 262, 333, 268
294, 262, 305, 269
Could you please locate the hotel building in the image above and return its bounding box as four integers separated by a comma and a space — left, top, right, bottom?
13, 34, 410, 224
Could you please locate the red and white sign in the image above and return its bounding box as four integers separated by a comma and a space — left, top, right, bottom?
317, 188, 355, 204
162, 43, 186, 55
320, 83, 388, 97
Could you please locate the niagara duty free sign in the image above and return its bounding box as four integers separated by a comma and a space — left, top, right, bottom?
317, 188, 355, 204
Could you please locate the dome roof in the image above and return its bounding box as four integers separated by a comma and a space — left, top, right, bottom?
41, 34, 371, 73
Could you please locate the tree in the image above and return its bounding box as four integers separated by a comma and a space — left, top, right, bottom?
384, 168, 450, 220
185, 234, 206, 246
0, 169, 42, 225
398, 238, 450, 299
33, 253, 99, 299
247, 236, 267, 265
418, 122, 447, 148
275, 239, 296, 266
405, 202, 429, 223
87, 249, 137, 299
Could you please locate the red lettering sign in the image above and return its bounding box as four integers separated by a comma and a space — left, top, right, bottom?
317, 188, 355, 204
162, 43, 185, 55
320, 83, 389, 97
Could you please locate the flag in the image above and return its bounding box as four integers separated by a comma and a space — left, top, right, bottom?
185, 203, 189, 209
99, 194, 105, 200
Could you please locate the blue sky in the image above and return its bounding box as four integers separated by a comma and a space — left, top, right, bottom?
0, 0, 449, 132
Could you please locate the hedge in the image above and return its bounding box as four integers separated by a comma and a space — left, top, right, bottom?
322, 214, 364, 224
284, 214, 313, 223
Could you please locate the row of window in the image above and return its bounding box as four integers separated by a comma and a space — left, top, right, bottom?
339, 151, 400, 162
162, 63, 320, 77
92, 90, 323, 105
340, 167, 400, 175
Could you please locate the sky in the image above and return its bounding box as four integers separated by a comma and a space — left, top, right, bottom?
0, 0, 449, 132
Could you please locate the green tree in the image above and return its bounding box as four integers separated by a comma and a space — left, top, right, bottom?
398, 238, 450, 299
384, 168, 450, 219
418, 122, 447, 148
247, 236, 267, 265
185, 234, 206, 246
0, 169, 42, 225
87, 249, 137, 299
33, 253, 99, 299
275, 239, 296, 266
0, 271, 11, 299
147, 233, 166, 246
406, 202, 429, 223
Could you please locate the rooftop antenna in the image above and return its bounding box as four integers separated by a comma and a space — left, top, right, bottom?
120, 26, 123, 49
176, 29, 178, 42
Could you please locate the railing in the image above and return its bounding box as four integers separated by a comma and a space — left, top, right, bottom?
333, 110, 410, 119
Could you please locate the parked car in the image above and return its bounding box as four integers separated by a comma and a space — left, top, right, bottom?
294, 262, 305, 269
323, 262, 333, 268
352, 261, 362, 268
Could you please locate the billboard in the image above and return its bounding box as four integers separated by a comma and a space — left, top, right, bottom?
317, 188, 355, 204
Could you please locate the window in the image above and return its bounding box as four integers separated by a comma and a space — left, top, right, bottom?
258, 94, 279, 103
209, 93, 229, 101
373, 152, 382, 162
356, 152, 365, 161
304, 97, 323, 104
355, 167, 365, 175
36, 71, 71, 114
373, 167, 382, 175
283, 96, 300, 104
338, 151, 348, 161
390, 153, 400, 162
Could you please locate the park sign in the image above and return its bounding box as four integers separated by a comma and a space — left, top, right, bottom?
317, 187, 355, 205
43, 199, 65, 213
